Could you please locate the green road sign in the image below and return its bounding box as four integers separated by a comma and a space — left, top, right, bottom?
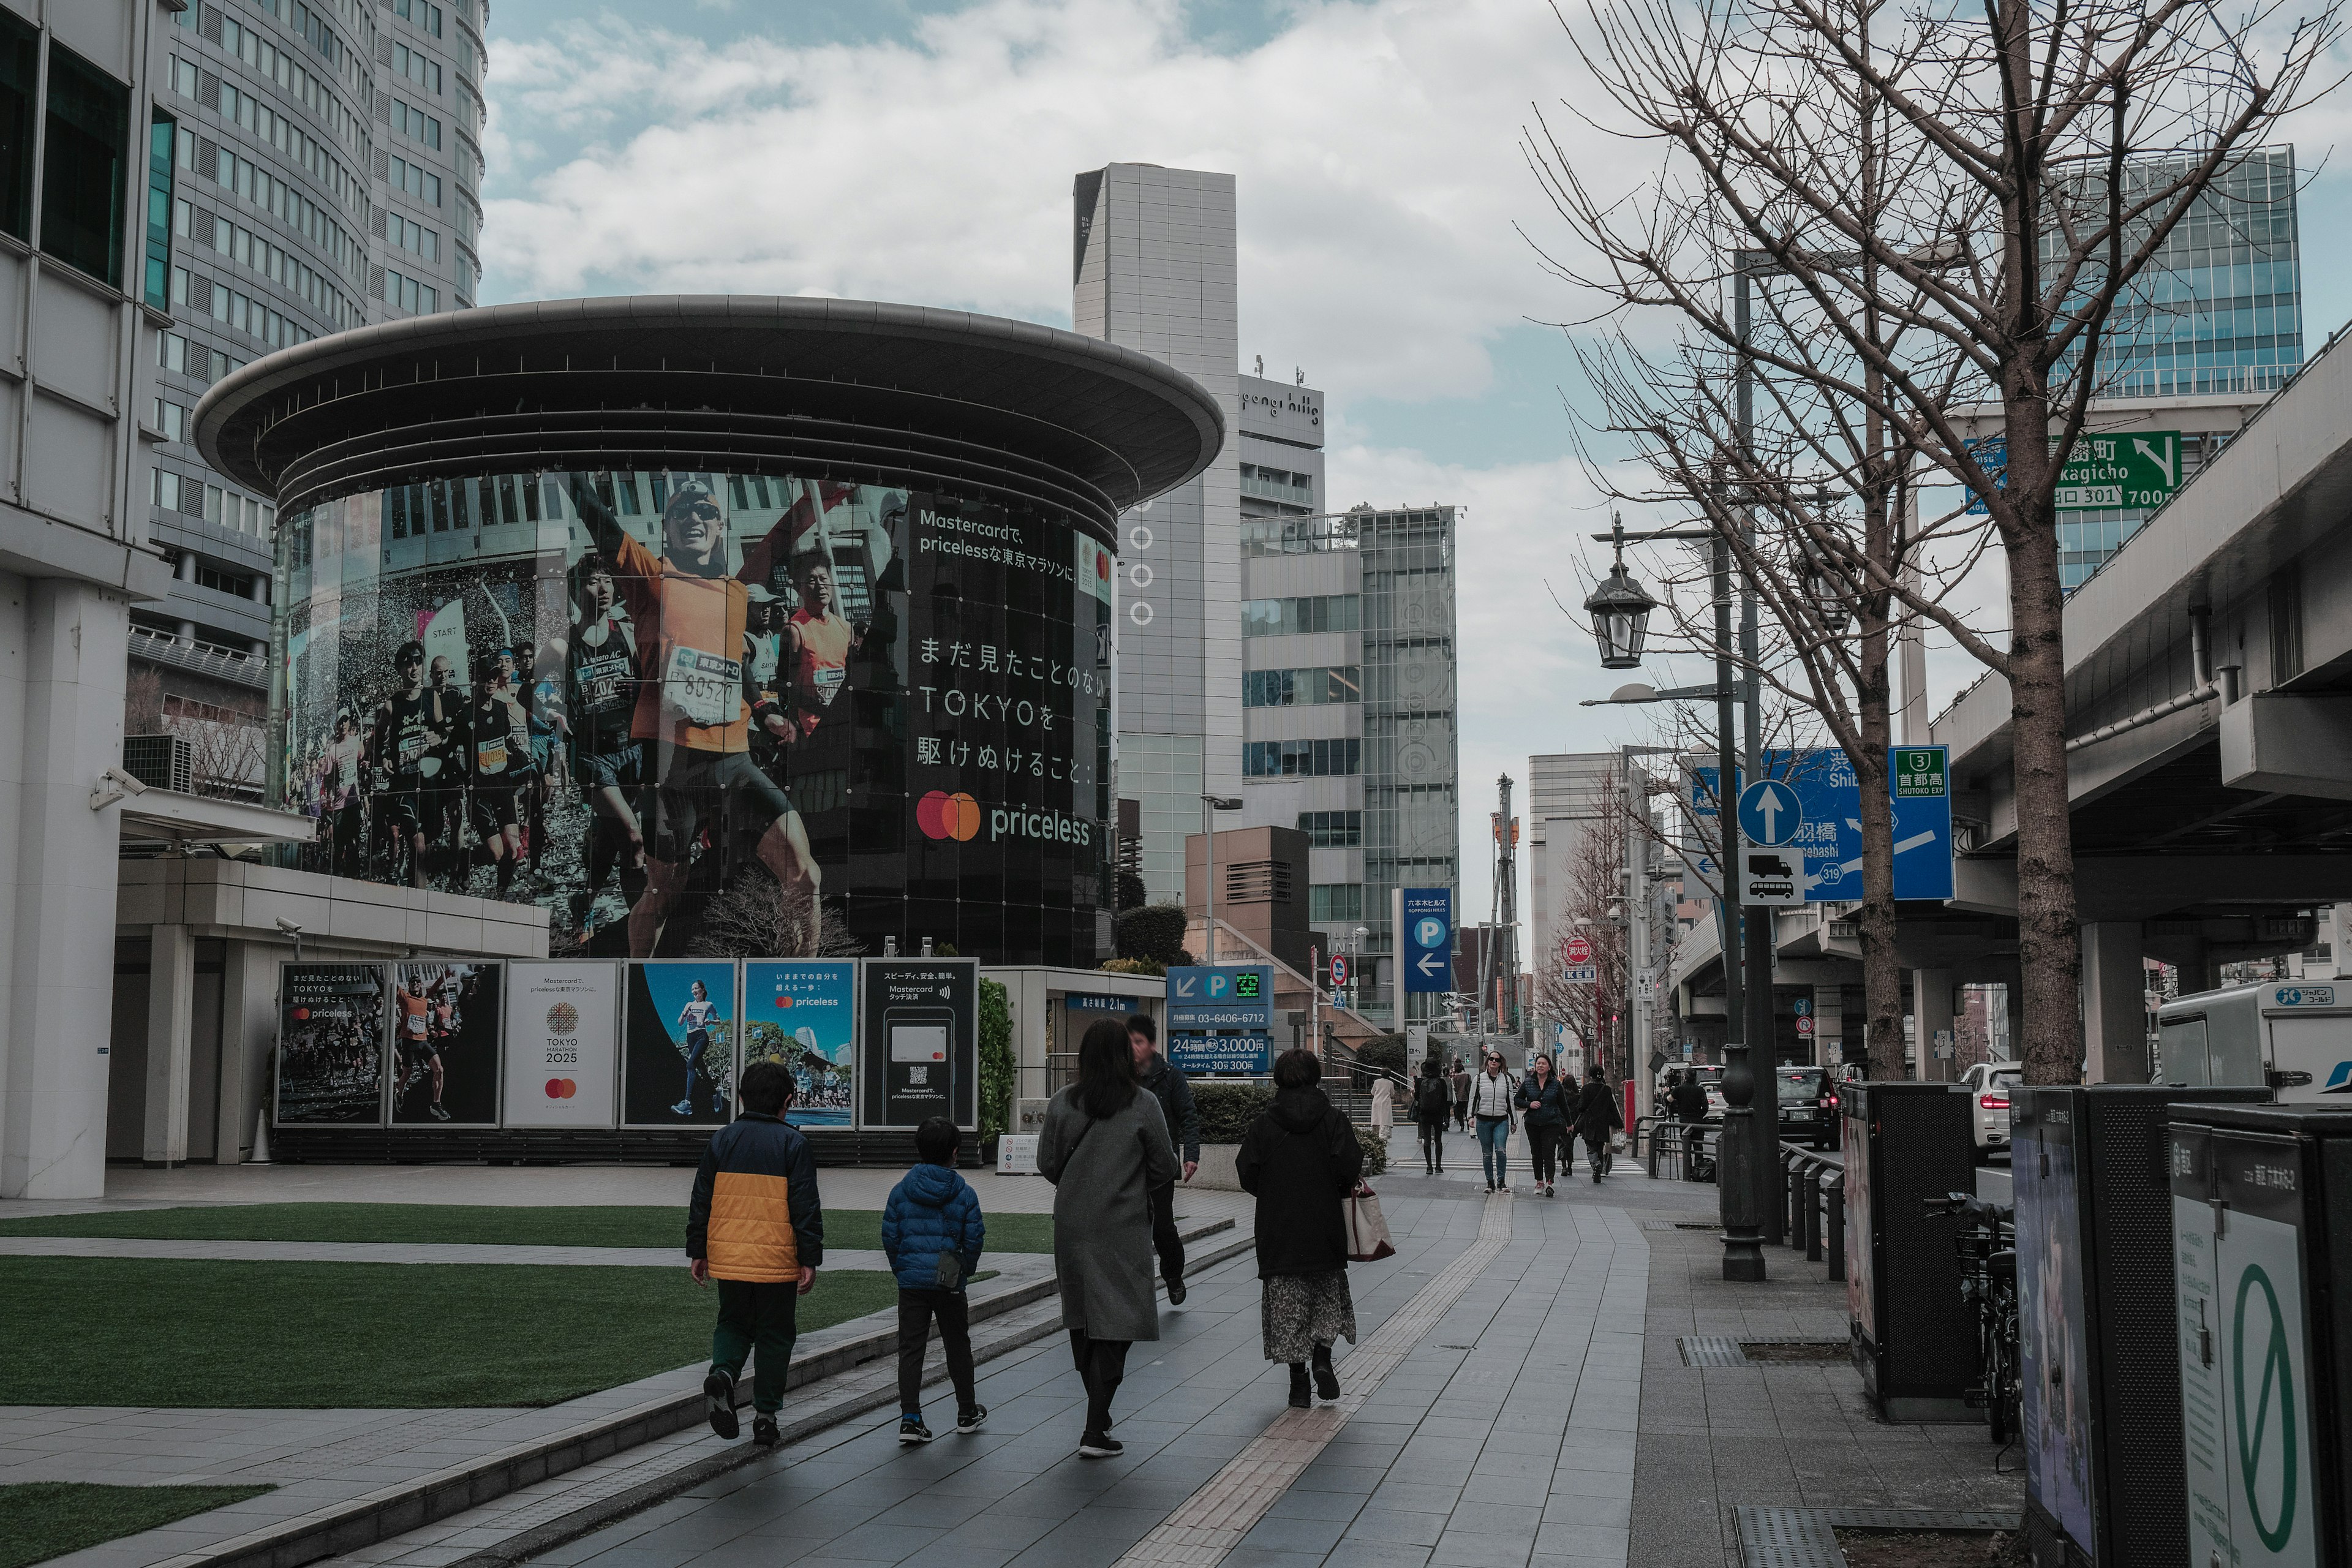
1894, 749, 1947, 798
2055, 430, 2182, 511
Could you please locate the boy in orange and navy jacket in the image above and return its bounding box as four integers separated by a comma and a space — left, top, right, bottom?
688, 1059, 824, 1447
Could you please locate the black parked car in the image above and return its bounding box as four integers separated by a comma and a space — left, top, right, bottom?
1776, 1066, 1838, 1150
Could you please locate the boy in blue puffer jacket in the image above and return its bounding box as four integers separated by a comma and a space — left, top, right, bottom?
883, 1116, 986, 1444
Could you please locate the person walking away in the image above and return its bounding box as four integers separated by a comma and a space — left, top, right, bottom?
1412, 1060, 1452, 1174
687, 1060, 823, 1449
882, 1115, 987, 1444
1470, 1051, 1518, 1193
1036, 1019, 1178, 1458
1129, 1013, 1199, 1304
1448, 1056, 1472, 1131
1670, 1071, 1708, 1172
1236, 1047, 1365, 1408
1577, 1065, 1626, 1182
1517, 1054, 1571, 1196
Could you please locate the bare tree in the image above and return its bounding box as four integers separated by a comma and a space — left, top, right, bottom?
683, 865, 864, 960
1535, 789, 1630, 1077
1534, 0, 2341, 1081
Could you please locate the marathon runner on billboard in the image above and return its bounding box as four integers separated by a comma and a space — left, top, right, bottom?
465, 647, 532, 897
562, 553, 646, 943
370, 641, 456, 888
778, 551, 867, 737
394, 971, 451, 1120
513, 639, 562, 881
565, 474, 819, 957
317, 712, 366, 877
742, 584, 790, 776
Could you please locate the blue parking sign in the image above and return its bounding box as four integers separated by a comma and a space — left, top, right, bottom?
1403, 888, 1452, 994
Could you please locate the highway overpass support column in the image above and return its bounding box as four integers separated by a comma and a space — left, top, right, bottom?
1910, 968, 1954, 1081
2081, 922, 2149, 1083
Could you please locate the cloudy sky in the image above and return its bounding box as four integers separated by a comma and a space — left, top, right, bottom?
474, 0, 2352, 941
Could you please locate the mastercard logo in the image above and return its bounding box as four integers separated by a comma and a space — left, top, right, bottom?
916, 790, 981, 842
291, 1007, 311, 1021
544, 1078, 578, 1099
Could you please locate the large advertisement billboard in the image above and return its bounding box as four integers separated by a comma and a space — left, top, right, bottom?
274, 472, 1114, 967
742, 960, 856, 1126
502, 961, 620, 1128
622, 959, 737, 1127
277, 963, 387, 1125
390, 962, 502, 1125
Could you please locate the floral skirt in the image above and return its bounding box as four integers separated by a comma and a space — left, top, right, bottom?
1261, 1268, 1357, 1363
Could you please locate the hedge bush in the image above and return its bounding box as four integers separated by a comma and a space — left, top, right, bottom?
1356, 1125, 1388, 1177
977, 979, 1013, 1139
1117, 903, 1191, 964
1193, 1082, 1273, 1143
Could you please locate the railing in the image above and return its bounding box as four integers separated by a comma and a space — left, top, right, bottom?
129, 625, 270, 688
1780, 1141, 1847, 1280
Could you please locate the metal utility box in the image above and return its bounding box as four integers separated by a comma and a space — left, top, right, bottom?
2169, 1104, 2352, 1568
2011, 1085, 2270, 1568
2157, 979, 2352, 1098
1842, 1081, 1979, 1420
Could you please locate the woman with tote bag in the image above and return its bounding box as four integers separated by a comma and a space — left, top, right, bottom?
1236, 1047, 1365, 1408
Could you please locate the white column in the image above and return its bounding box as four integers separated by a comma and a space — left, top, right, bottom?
1910, 967, 1955, 1081
2081, 922, 2149, 1084
1812, 982, 1844, 1068
1, 581, 134, 1199
144, 924, 195, 1166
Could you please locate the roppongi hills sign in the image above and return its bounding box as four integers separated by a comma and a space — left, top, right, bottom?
276, 472, 1119, 966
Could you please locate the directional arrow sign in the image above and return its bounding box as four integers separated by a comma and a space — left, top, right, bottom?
1738, 778, 1802, 848
1415, 951, 1447, 979
1403, 887, 1454, 995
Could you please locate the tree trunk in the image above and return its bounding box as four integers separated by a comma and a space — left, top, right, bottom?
2005, 503, 2082, 1084
1855, 646, 1904, 1082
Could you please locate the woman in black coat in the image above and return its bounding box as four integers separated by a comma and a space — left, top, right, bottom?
1515, 1054, 1571, 1196
1575, 1066, 1625, 1182
1236, 1047, 1365, 1408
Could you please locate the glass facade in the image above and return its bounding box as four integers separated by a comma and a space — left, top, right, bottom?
1360, 509, 1459, 967
276, 470, 1117, 966
1118, 731, 1203, 902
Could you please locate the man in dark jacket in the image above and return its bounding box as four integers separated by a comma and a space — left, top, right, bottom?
688, 1060, 824, 1447
1128, 1014, 1198, 1304
1575, 1066, 1625, 1182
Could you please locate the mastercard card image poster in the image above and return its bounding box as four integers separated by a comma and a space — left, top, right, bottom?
860, 958, 978, 1128
276, 963, 388, 1125
390, 962, 502, 1126
742, 960, 856, 1126
501, 962, 620, 1128
622, 959, 737, 1126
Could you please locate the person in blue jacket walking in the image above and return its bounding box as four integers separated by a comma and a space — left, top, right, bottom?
882, 1115, 987, 1444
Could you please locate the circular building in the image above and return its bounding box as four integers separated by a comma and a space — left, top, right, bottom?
195, 296, 1219, 968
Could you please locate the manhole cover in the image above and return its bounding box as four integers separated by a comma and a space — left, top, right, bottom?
1741, 1340, 1850, 1363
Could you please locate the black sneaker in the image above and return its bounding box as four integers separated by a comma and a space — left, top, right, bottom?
752, 1415, 778, 1448
1165, 1275, 1187, 1306
1078, 1432, 1123, 1458
703, 1370, 739, 1441
956, 1406, 988, 1434
898, 1418, 934, 1446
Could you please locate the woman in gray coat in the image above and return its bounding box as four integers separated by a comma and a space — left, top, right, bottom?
1036, 1017, 1178, 1458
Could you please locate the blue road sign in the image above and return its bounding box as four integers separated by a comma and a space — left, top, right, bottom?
1697, 747, 1953, 902
1167, 1033, 1272, 1076
1403, 887, 1453, 994
1738, 778, 1804, 848
1165, 965, 1275, 1031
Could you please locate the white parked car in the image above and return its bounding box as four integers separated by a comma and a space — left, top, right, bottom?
1960, 1061, 2022, 1155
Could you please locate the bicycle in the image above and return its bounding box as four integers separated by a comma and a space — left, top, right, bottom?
1927, 1191, 2019, 1449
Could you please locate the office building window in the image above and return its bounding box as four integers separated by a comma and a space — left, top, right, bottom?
1310, 884, 1364, 922
0, 13, 31, 243
1245, 666, 1361, 706
1297, 810, 1364, 848
393, 44, 442, 94
390, 154, 442, 206
145, 115, 176, 311
395, 0, 447, 37
388, 213, 439, 261
1245, 739, 1362, 778
1242, 595, 1360, 637
40, 45, 130, 288
384, 266, 437, 314
391, 99, 443, 150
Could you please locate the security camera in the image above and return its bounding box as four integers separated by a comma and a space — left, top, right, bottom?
275, 918, 303, 937
89, 766, 150, 810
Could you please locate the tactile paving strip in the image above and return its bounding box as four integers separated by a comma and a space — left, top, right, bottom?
1678, 1335, 1751, 1367
1735, 1507, 2027, 1568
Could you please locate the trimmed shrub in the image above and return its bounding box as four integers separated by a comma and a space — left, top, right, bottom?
1193, 1082, 1274, 1144
1355, 1125, 1388, 1177
977, 979, 1014, 1139
1117, 903, 1190, 964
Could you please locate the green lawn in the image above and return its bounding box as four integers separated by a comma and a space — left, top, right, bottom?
0, 1202, 1054, 1253
0, 1259, 901, 1408
0, 1482, 273, 1568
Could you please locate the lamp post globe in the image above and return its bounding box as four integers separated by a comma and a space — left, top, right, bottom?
1584, 561, 1657, 670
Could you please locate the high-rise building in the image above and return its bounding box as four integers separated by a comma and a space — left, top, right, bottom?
138, 0, 484, 788
1527, 752, 1623, 983
1072, 164, 1240, 905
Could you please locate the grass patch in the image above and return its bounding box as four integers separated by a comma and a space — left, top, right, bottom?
0, 1482, 273, 1568
0, 1203, 1055, 1253
0, 1259, 899, 1408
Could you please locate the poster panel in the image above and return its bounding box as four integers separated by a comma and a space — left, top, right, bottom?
277, 963, 388, 1125
502, 961, 620, 1128
390, 962, 502, 1125
2016, 1118, 2092, 1548
859, 958, 978, 1128
742, 960, 856, 1126
622, 959, 738, 1126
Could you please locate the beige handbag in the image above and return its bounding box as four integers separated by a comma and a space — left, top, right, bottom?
1344, 1182, 1395, 1262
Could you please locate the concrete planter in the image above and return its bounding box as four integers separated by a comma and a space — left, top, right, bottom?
1189, 1143, 1243, 1191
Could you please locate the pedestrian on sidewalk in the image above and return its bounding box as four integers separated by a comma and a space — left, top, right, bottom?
1516, 1052, 1570, 1196
1469, 1050, 1518, 1192
1128, 1012, 1199, 1305
1670, 1069, 1709, 1174
688, 1059, 823, 1449
1412, 1059, 1452, 1174
1236, 1047, 1364, 1408
1576, 1064, 1624, 1182
1037, 1017, 1178, 1459
1448, 1055, 1472, 1131
883, 1115, 987, 1446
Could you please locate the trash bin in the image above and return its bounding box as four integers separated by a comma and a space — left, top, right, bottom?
2169, 1103, 2352, 1568
1843, 1080, 1978, 1420
2011, 1085, 2269, 1568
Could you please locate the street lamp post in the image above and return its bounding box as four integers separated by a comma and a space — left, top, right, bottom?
1350, 924, 1370, 1012
1200, 794, 1243, 963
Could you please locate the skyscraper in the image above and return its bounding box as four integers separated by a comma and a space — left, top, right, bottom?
140, 0, 484, 786
1072, 164, 1240, 905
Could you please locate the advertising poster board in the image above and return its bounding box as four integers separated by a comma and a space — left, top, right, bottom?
502, 962, 620, 1128
390, 962, 502, 1126
277, 963, 388, 1125
2016, 1111, 2093, 1551
623, 960, 737, 1127
742, 960, 857, 1126
860, 958, 978, 1128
